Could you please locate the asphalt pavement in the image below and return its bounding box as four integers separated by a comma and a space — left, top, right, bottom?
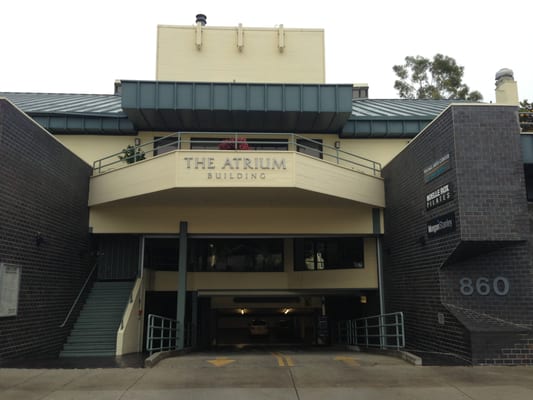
1, 347, 532, 399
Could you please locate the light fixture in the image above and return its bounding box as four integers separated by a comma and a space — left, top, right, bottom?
240, 308, 245, 315
360, 296, 367, 304
283, 308, 290, 315
134, 138, 141, 146
334, 141, 341, 149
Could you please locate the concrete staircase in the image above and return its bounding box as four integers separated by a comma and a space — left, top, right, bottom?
60, 281, 134, 357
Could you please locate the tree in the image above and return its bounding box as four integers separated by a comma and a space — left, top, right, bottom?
520, 99, 532, 112
519, 99, 533, 132
393, 54, 483, 101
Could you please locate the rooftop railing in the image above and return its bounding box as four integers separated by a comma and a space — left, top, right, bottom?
92, 132, 382, 177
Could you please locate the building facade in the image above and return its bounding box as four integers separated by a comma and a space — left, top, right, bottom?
0, 17, 531, 365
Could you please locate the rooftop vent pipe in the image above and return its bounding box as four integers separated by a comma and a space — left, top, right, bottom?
495, 68, 518, 105
196, 14, 207, 26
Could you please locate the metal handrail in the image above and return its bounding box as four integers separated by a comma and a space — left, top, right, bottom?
92, 131, 382, 177
59, 263, 98, 328
146, 314, 177, 355
146, 314, 193, 355
337, 312, 405, 350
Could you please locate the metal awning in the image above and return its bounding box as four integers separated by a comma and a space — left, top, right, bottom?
120, 80, 353, 133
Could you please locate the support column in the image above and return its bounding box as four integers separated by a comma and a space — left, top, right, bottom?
191, 291, 198, 348
376, 236, 386, 348
376, 236, 385, 315
176, 221, 188, 350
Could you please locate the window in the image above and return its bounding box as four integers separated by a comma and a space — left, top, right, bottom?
190, 138, 289, 151
294, 237, 364, 271
144, 238, 179, 271
190, 138, 221, 150
247, 138, 288, 151
154, 137, 180, 156
297, 139, 323, 159
188, 238, 284, 272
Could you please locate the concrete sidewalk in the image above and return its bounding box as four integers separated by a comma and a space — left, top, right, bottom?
0, 350, 532, 399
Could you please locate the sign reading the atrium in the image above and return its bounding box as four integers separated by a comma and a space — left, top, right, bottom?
183, 156, 288, 181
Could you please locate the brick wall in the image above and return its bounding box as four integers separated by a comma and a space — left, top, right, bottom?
0, 99, 92, 362
383, 105, 533, 365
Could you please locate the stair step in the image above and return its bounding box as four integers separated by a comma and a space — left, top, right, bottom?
72, 325, 120, 331
63, 345, 116, 350
71, 327, 117, 333
78, 310, 125, 315
73, 319, 121, 324
75, 315, 124, 321
67, 337, 116, 343
66, 337, 116, 344
60, 281, 134, 358
80, 307, 127, 311
60, 351, 116, 357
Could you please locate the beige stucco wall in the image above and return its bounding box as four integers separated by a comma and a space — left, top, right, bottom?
116, 277, 145, 356
90, 203, 375, 234
145, 238, 378, 291
209, 295, 322, 310
56, 135, 137, 166
88, 150, 384, 208
156, 25, 325, 83
338, 138, 410, 168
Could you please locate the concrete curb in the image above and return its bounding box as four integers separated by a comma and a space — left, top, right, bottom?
345, 345, 422, 366
144, 347, 194, 368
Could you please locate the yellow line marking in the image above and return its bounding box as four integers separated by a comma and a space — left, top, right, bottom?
272, 352, 285, 366
334, 355, 360, 367
284, 355, 295, 367
272, 352, 295, 367
207, 357, 236, 367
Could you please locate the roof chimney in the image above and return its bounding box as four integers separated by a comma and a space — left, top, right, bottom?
114, 80, 122, 96
352, 84, 369, 99
495, 68, 519, 105
196, 14, 207, 26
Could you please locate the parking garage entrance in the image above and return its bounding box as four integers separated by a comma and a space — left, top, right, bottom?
144, 290, 380, 349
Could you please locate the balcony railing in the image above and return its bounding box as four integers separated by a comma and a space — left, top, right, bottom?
92, 132, 382, 177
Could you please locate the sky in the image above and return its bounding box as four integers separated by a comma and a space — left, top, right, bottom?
1, 0, 531, 103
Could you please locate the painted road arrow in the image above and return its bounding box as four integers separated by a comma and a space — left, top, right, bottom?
334, 356, 359, 366
207, 357, 236, 367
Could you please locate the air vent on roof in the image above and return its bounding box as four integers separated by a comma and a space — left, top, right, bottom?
196, 14, 207, 26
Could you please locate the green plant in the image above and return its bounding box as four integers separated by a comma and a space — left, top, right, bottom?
119, 145, 146, 164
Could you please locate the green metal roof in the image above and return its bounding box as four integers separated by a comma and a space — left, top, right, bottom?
0, 92, 135, 134
120, 80, 354, 133
0, 92, 123, 115
0, 90, 467, 138
351, 99, 456, 118
343, 99, 458, 138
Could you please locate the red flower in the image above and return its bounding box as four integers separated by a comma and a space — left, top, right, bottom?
218, 137, 250, 150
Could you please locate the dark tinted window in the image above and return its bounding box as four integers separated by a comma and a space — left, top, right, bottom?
294, 237, 364, 271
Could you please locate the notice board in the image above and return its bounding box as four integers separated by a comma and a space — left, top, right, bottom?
0, 263, 21, 317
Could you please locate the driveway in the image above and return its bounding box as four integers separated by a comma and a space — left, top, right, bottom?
1, 347, 532, 399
